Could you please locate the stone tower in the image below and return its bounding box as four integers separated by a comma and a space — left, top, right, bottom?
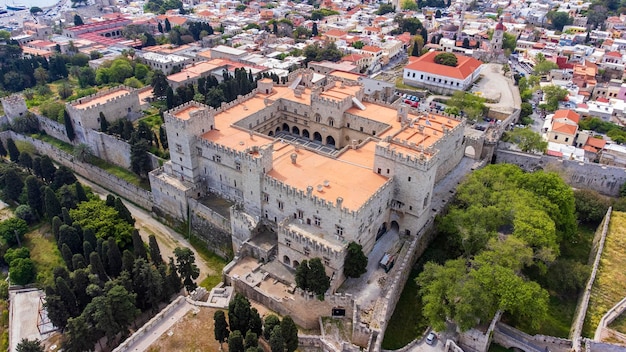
1, 94, 28, 123
491, 18, 506, 54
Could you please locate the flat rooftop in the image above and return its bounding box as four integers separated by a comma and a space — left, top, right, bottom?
72, 88, 131, 110
268, 143, 389, 211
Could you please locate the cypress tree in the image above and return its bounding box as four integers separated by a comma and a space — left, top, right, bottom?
3, 169, 23, 201
61, 243, 74, 270
166, 86, 174, 109
58, 225, 81, 255
281, 316, 299, 352
63, 110, 75, 141
18, 152, 32, 170
157, 22, 163, 33
99, 112, 108, 132
107, 237, 122, 277
83, 228, 97, 248
166, 257, 182, 296
61, 207, 72, 226
32, 156, 42, 178
249, 308, 263, 337
25, 176, 43, 217
159, 125, 168, 149
72, 253, 86, 270
214, 310, 230, 345
89, 252, 108, 282
40, 156, 56, 183
263, 315, 280, 340
228, 331, 244, 352
122, 249, 135, 274
105, 194, 115, 207
101, 240, 110, 276
295, 259, 309, 291
51, 216, 62, 241
44, 187, 62, 219
83, 241, 94, 262
269, 326, 284, 352
164, 18, 171, 32
55, 276, 79, 317
74, 182, 87, 203
132, 230, 147, 260
0, 138, 6, 157
114, 198, 134, 225
6, 138, 19, 162
411, 41, 420, 56
148, 235, 163, 264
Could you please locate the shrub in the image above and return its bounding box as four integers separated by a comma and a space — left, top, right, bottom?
434, 52, 458, 67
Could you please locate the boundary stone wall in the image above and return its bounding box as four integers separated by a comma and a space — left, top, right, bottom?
188, 198, 234, 259
0, 131, 154, 211
494, 149, 626, 196
570, 208, 612, 351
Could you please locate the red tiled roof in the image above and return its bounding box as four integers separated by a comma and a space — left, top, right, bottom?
362, 45, 382, 53
342, 53, 365, 62
324, 29, 347, 37
586, 137, 606, 149
547, 150, 563, 157
553, 109, 580, 124
404, 51, 483, 80
605, 51, 622, 57
597, 97, 610, 103
552, 121, 577, 135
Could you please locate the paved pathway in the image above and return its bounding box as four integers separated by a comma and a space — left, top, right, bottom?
120, 300, 192, 352
74, 175, 213, 281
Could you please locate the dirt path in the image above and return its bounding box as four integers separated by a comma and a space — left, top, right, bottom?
74, 175, 214, 282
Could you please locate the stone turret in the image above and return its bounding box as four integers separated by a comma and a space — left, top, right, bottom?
1, 94, 27, 122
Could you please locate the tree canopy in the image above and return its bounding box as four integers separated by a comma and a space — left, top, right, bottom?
418, 164, 578, 331
434, 52, 457, 67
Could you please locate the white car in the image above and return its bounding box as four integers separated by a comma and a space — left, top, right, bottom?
426, 332, 436, 345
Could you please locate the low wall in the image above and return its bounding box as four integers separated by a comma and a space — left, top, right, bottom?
112, 295, 186, 352
1, 131, 154, 211
570, 208, 612, 351
494, 149, 626, 196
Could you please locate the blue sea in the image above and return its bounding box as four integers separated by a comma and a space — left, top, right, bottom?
9, 0, 60, 9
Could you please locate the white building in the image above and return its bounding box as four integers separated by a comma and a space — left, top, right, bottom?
403, 51, 483, 95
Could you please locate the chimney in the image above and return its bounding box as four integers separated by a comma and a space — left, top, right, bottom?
290, 153, 297, 164
307, 186, 313, 196
336, 197, 343, 207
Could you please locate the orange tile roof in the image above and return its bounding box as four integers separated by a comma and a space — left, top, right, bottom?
268, 144, 389, 211
552, 121, 577, 135
553, 109, 580, 124
324, 29, 347, 37
585, 137, 606, 149
362, 45, 382, 53
605, 51, 622, 58
404, 51, 483, 80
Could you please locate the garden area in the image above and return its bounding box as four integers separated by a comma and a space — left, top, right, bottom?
0, 138, 204, 351
383, 164, 612, 349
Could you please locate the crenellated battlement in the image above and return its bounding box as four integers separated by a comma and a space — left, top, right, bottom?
200, 138, 273, 166
375, 142, 438, 171
278, 218, 344, 256
0, 94, 27, 120
67, 85, 137, 112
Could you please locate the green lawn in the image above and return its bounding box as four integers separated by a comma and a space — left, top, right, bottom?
24, 224, 65, 288
89, 157, 151, 190
32, 133, 74, 154
583, 211, 626, 337
189, 234, 228, 290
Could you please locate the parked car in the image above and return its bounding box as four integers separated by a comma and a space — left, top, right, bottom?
426, 332, 436, 345
403, 99, 419, 108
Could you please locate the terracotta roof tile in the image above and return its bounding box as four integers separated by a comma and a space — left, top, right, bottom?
404, 51, 483, 80
553, 109, 580, 124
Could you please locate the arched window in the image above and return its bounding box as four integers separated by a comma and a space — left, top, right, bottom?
328, 118, 334, 127
315, 113, 321, 123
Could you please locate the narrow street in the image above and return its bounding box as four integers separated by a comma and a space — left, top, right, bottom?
74, 175, 214, 282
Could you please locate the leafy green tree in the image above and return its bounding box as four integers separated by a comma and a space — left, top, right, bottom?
574, 189, 610, 224
16, 338, 44, 352
132, 258, 164, 312
174, 247, 200, 293
10, 258, 36, 285
504, 127, 547, 153
166, 256, 182, 296
130, 137, 152, 178
376, 3, 395, 15
434, 52, 457, 66
6, 138, 20, 162
228, 293, 251, 334
344, 242, 368, 278
40, 156, 56, 183
263, 314, 280, 340
229, 330, 245, 352
15, 205, 36, 224
0, 217, 28, 247
547, 11, 572, 31
58, 225, 82, 255
245, 331, 258, 349
99, 112, 108, 132
72, 253, 86, 270
214, 310, 230, 345
312, 22, 318, 36
542, 85, 568, 112
75, 182, 88, 203
4, 247, 30, 265
281, 316, 298, 352
534, 60, 559, 75
69, 198, 134, 247
295, 259, 309, 290
248, 307, 263, 337
306, 258, 330, 296
85, 283, 139, 344
62, 314, 97, 352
